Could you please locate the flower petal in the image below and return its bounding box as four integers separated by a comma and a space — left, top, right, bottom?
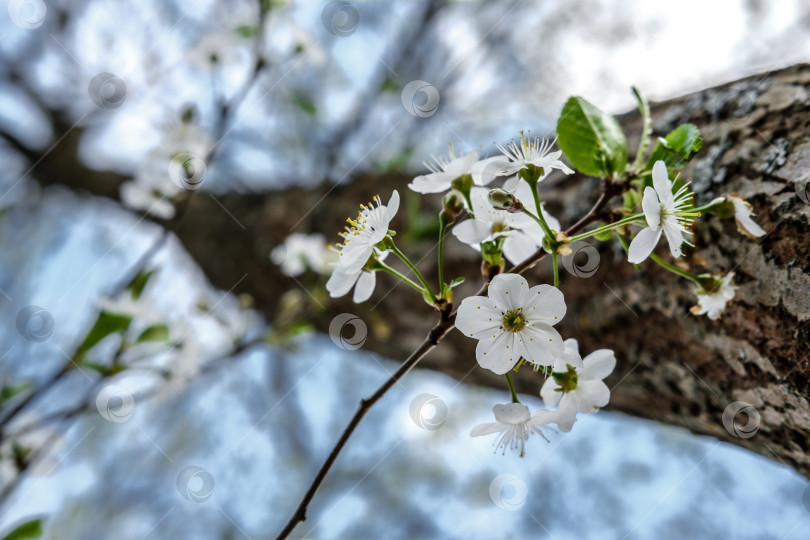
529, 408, 559, 428
487, 273, 530, 310
452, 219, 491, 246
540, 378, 562, 407
641, 186, 661, 231
575, 380, 611, 411
471, 156, 510, 185
662, 220, 685, 258
476, 332, 520, 374
326, 267, 360, 298
408, 172, 451, 194
386, 190, 400, 220
470, 422, 507, 437
502, 232, 540, 266
627, 227, 662, 264
352, 271, 376, 303
518, 324, 563, 366
580, 349, 616, 380
524, 284, 566, 325
555, 394, 577, 432
652, 160, 674, 207
455, 296, 501, 339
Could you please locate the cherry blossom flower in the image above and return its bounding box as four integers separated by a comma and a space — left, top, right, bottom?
186, 31, 245, 71
455, 273, 566, 373
690, 272, 737, 320
493, 132, 573, 178
408, 147, 480, 194
271, 233, 335, 277
540, 339, 616, 432
326, 251, 387, 303
627, 160, 696, 263
333, 191, 400, 274
470, 402, 558, 456
452, 187, 551, 265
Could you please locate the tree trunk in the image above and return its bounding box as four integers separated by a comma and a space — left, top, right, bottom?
20, 64, 810, 476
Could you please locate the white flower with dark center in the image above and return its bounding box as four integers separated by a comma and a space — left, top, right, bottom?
470, 402, 558, 456
271, 233, 334, 277
540, 339, 616, 432
455, 273, 566, 373
690, 272, 737, 320
494, 132, 574, 178
452, 187, 554, 265
628, 160, 696, 263
326, 251, 387, 303
408, 146, 480, 194
334, 191, 400, 274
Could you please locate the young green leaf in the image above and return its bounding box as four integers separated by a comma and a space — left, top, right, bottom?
646, 123, 703, 170
0, 382, 31, 404
76, 311, 133, 358
291, 93, 317, 116
136, 323, 170, 343
1, 519, 43, 540
449, 276, 465, 288
235, 25, 258, 38
557, 96, 628, 178
128, 270, 154, 301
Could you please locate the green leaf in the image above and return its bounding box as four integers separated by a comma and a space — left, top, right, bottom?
291, 93, 317, 116
235, 25, 258, 38
1, 518, 42, 540
594, 229, 614, 242
556, 96, 628, 178
136, 323, 170, 343
0, 382, 31, 404
380, 78, 399, 93
631, 87, 652, 171
128, 270, 154, 301
646, 123, 703, 170
76, 311, 133, 358
449, 277, 465, 288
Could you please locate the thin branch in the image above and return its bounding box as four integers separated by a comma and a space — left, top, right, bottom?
274, 180, 616, 539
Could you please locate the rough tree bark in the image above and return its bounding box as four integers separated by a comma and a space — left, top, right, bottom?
13, 64, 810, 476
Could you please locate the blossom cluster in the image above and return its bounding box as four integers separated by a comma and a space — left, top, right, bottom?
270, 92, 768, 456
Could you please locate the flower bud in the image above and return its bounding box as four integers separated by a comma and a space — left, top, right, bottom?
440, 190, 466, 225
487, 188, 523, 213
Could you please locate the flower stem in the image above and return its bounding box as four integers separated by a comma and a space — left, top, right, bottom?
566, 214, 645, 243
386, 238, 437, 301
649, 253, 703, 286
552, 250, 560, 288
526, 179, 555, 243
379, 263, 425, 293
504, 372, 520, 403
437, 220, 447, 289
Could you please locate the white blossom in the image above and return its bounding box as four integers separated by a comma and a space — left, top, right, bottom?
452, 187, 551, 265
271, 233, 335, 277
455, 273, 566, 373
493, 133, 573, 178
540, 339, 616, 432
470, 402, 558, 456
628, 160, 695, 263
326, 251, 387, 303
333, 191, 399, 274
186, 31, 245, 71
408, 147, 480, 194
690, 272, 737, 320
